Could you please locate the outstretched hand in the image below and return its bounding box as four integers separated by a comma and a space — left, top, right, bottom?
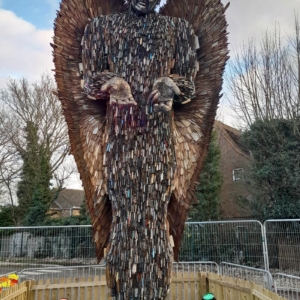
101, 77, 137, 108
148, 77, 181, 112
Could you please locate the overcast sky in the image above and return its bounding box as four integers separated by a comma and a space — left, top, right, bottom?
0, 0, 299, 92
0, 0, 299, 188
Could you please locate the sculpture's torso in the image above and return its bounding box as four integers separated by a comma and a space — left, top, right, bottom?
82, 9, 197, 300
82, 9, 197, 104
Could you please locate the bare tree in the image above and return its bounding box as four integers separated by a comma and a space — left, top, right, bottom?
226, 15, 300, 220
227, 15, 300, 129
0, 74, 76, 217
0, 74, 70, 172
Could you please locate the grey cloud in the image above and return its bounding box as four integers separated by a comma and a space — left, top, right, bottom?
0, 9, 54, 89
222, 0, 300, 50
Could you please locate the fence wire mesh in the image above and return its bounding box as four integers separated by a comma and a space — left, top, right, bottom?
19, 264, 106, 283
220, 262, 273, 290
18, 262, 218, 284
274, 273, 300, 300
264, 219, 300, 274
2, 219, 300, 278
179, 221, 266, 268
0, 221, 265, 274
0, 225, 96, 274
172, 261, 219, 274
0, 271, 17, 277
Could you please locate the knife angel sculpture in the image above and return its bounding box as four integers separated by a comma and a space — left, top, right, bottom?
53, 0, 228, 298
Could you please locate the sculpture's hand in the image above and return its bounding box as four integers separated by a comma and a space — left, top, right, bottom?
101, 77, 137, 108
148, 77, 181, 112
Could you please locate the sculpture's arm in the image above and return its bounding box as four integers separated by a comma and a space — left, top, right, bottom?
82, 71, 118, 100
168, 19, 199, 105
148, 75, 196, 112
83, 72, 136, 107
148, 20, 198, 111
81, 20, 136, 107
169, 74, 196, 105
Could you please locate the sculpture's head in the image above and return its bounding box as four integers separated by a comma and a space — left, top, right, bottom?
131, 0, 160, 14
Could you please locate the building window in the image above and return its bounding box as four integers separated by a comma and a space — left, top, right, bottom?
233, 168, 244, 181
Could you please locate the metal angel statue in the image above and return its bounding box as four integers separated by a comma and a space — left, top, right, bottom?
53, 0, 229, 298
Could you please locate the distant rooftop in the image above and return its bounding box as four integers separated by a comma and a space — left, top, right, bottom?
53, 188, 85, 209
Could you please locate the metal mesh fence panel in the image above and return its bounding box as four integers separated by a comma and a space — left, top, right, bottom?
0, 222, 267, 274
18, 262, 218, 284
19, 264, 106, 283
179, 221, 266, 269
173, 261, 219, 274
0, 271, 17, 277
274, 273, 300, 300
220, 262, 273, 290
264, 219, 300, 274
0, 226, 95, 274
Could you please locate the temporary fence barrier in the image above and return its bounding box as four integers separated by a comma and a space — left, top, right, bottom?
274, 273, 300, 300
220, 262, 273, 290
264, 219, 300, 272
0, 272, 17, 279
18, 262, 217, 283
179, 221, 266, 269
19, 264, 106, 283
1, 223, 258, 274
173, 261, 220, 274
2, 219, 300, 276
0, 225, 95, 274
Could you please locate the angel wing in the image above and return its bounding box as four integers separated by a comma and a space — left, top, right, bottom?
53, 0, 229, 263
159, 0, 229, 259
53, 0, 128, 260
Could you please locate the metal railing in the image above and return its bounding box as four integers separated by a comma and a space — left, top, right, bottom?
220, 262, 273, 290
173, 261, 219, 274
19, 264, 106, 283
0, 271, 17, 277
179, 220, 266, 269
1, 219, 300, 276
0, 225, 95, 274
274, 273, 300, 300
18, 261, 219, 283
264, 219, 300, 273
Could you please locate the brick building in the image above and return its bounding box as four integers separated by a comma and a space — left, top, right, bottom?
214, 121, 252, 219
49, 188, 85, 218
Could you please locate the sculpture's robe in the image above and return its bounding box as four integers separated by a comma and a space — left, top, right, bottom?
81, 8, 198, 299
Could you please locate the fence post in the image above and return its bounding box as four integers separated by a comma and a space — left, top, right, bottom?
26, 280, 35, 300
262, 221, 270, 271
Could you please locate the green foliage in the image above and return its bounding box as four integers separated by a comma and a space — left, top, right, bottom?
17, 121, 53, 225
80, 197, 87, 215
0, 205, 15, 227
17, 122, 40, 222
242, 119, 300, 220
42, 215, 90, 226
189, 131, 223, 221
